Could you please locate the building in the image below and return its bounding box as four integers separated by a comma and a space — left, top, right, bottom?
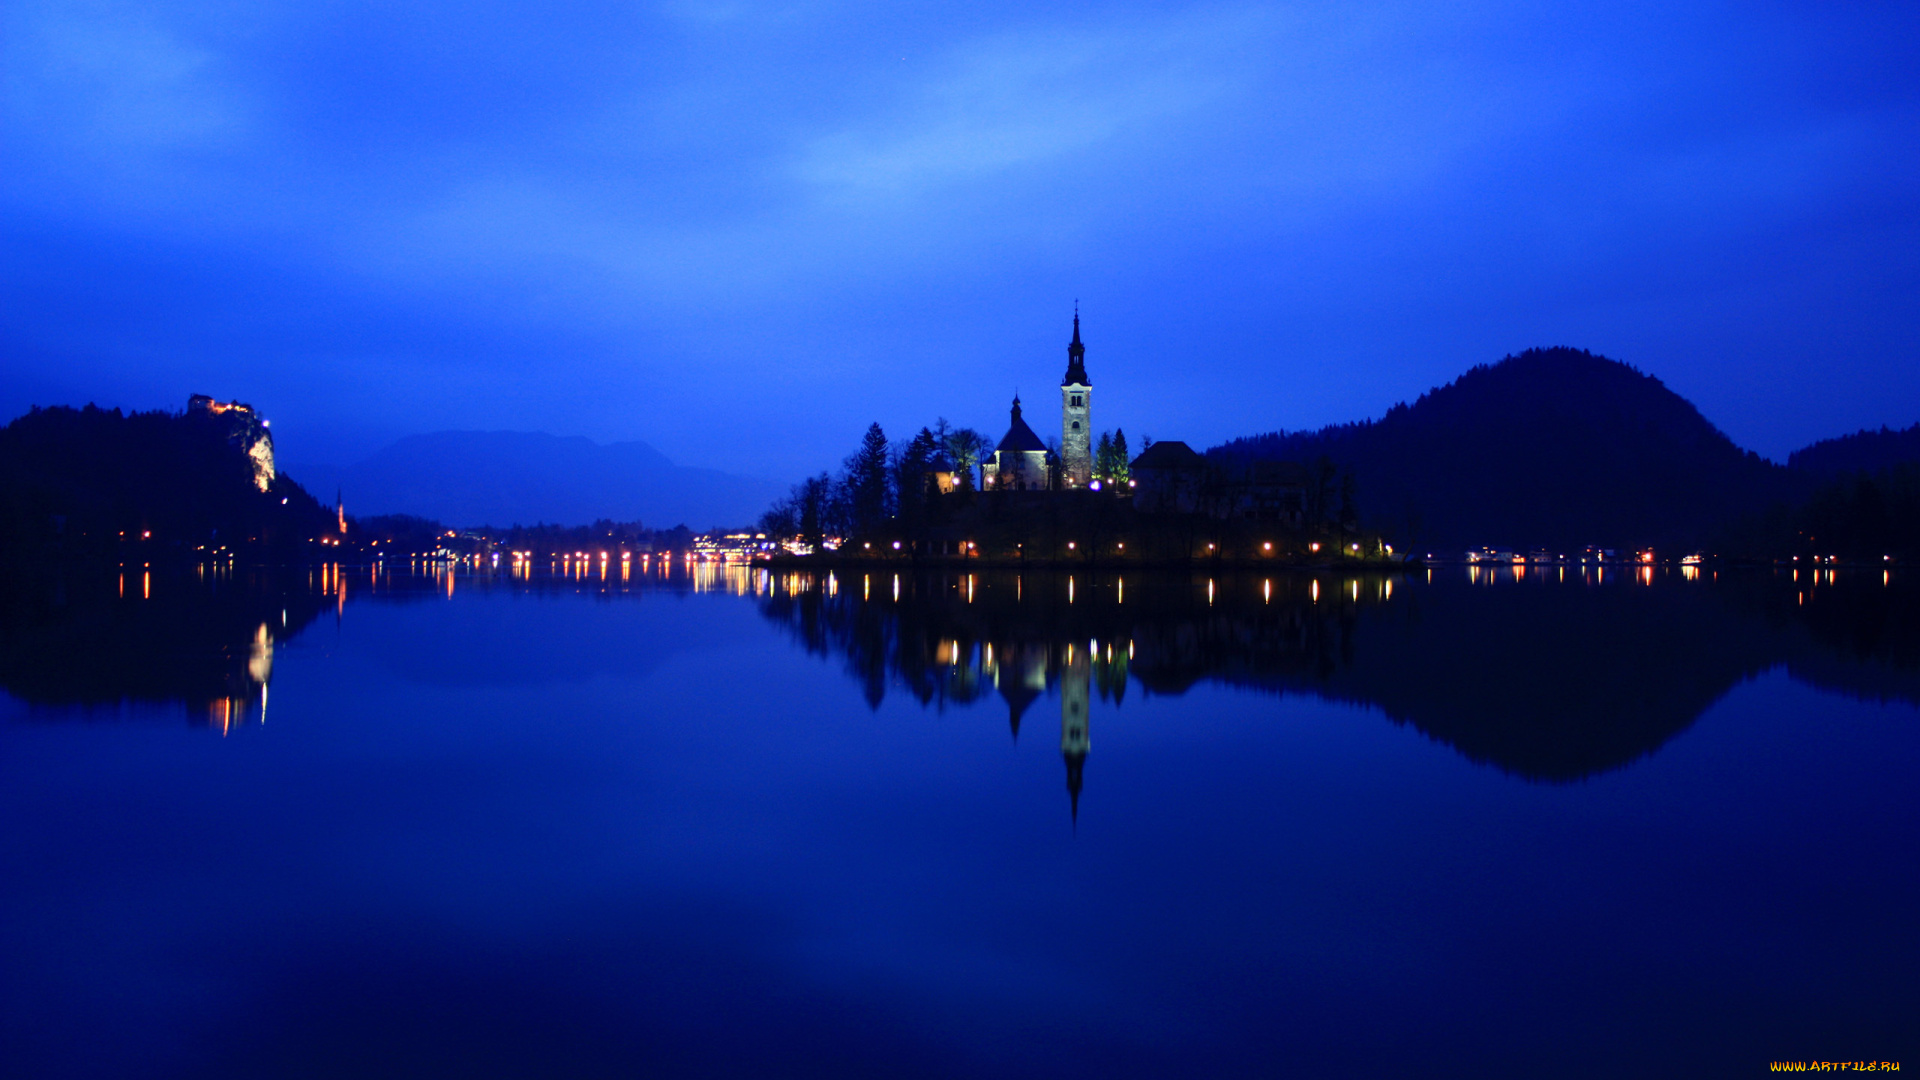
981, 395, 1050, 491
1217, 460, 1309, 524
1061, 640, 1090, 823
187, 394, 275, 493
1060, 309, 1092, 488
1130, 440, 1209, 514
925, 449, 959, 495
982, 311, 1097, 492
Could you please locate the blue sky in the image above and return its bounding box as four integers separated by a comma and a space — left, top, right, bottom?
4, 0, 1917, 480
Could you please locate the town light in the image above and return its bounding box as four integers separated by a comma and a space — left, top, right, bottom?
1309, 542, 1321, 553
1263, 542, 1272, 552
1067, 542, 1076, 550
1090, 480, 1102, 491
892, 541, 901, 550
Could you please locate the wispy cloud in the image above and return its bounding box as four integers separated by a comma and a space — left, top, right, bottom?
3, 2, 254, 157
793, 8, 1267, 197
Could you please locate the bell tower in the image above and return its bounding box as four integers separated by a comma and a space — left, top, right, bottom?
1060, 306, 1092, 487
1061, 639, 1090, 823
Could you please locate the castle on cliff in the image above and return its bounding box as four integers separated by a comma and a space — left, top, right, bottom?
188, 394, 276, 493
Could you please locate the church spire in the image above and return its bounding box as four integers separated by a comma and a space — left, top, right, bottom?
1063, 304, 1087, 385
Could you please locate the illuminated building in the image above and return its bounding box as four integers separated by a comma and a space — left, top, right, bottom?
1060, 307, 1092, 488
1062, 641, 1090, 822
187, 394, 275, 492
982, 311, 1093, 491
980, 395, 1050, 491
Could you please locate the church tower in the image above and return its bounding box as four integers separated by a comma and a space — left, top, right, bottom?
1060, 307, 1092, 488
1061, 639, 1090, 823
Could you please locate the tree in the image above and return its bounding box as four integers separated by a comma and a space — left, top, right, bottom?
798, 474, 833, 551
1338, 469, 1359, 541
942, 425, 989, 490
757, 499, 797, 543
762, 472, 837, 551
843, 423, 892, 537
1094, 432, 1115, 481
1308, 455, 1338, 531
894, 427, 940, 527
1110, 428, 1130, 485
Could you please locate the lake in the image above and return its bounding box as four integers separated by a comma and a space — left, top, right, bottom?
3, 559, 1914, 1077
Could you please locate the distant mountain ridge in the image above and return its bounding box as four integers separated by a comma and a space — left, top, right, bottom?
299, 431, 784, 531
1788, 423, 1920, 477
1212, 347, 1799, 553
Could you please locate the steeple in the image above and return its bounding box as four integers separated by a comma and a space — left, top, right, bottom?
1059, 306, 1092, 486
1063, 303, 1088, 386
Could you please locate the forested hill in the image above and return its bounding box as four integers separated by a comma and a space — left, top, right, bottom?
1211, 348, 1792, 553
1788, 423, 1920, 477
0, 404, 334, 558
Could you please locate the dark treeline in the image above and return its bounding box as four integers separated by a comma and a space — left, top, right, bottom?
351, 515, 699, 557
1211, 348, 1789, 554
763, 348, 1920, 562
1212, 347, 1920, 558
760, 419, 994, 549
488, 520, 693, 556
758, 417, 1377, 563
0, 404, 335, 560
1790, 422, 1920, 476
1737, 463, 1920, 561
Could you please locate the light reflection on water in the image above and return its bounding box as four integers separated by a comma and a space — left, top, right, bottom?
0, 562, 1915, 1076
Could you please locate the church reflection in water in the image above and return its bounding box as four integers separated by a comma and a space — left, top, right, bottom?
751, 565, 1920, 817
6, 560, 1917, 813
975, 635, 1095, 819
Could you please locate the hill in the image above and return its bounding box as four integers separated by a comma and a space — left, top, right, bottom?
1788, 423, 1920, 477
0, 403, 335, 558
296, 431, 784, 531
1211, 347, 1794, 553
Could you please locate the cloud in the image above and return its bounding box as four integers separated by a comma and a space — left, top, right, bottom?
792, 9, 1264, 198
2, 1, 254, 158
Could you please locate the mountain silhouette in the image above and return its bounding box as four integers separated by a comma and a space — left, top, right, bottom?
1211, 347, 1794, 554
298, 431, 785, 531
1789, 422, 1920, 477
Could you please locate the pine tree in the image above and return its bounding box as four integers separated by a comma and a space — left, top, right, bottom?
894, 427, 940, 526
843, 423, 892, 536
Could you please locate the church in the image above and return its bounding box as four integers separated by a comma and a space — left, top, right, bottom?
981, 310, 1094, 491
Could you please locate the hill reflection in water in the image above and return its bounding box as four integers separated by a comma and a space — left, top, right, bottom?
5, 559, 1915, 786
0, 563, 341, 732
753, 564, 1920, 785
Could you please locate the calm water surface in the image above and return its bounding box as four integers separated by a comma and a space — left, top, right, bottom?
2, 561, 1915, 1077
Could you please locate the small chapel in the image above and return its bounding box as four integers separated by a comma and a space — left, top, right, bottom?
982, 310, 1095, 491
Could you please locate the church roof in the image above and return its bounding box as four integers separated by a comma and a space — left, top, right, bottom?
996, 396, 1048, 453
1130, 440, 1206, 470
